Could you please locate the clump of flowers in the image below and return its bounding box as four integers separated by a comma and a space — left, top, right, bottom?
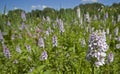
21, 11, 26, 21
7, 20, 11, 26
117, 14, 120, 22
86, 30, 109, 67
45, 30, 49, 36
45, 27, 52, 36
79, 38, 86, 47
46, 16, 51, 23
77, 7, 81, 18
11, 34, 15, 40
25, 25, 32, 37
106, 52, 114, 64
25, 44, 31, 52
40, 50, 48, 61
116, 44, 120, 49
106, 28, 109, 35
16, 45, 21, 53
52, 35, 58, 47
38, 37, 45, 48
57, 19, 65, 34
84, 12, 90, 23
104, 12, 108, 20
2, 43, 11, 59
94, 15, 97, 20
0, 30, 3, 40
114, 27, 119, 36
21, 22, 25, 30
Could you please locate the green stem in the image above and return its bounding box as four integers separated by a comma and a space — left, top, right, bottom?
91, 63, 94, 74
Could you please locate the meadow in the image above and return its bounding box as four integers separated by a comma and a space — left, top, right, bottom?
0, 3, 120, 74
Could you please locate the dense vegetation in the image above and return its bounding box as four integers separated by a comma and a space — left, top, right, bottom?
0, 3, 120, 74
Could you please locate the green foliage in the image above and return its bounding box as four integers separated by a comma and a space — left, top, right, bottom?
0, 3, 120, 74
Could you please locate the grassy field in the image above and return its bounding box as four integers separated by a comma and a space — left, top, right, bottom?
0, 4, 120, 74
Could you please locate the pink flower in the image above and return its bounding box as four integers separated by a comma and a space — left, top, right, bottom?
21, 11, 26, 21
3, 44, 11, 59
40, 50, 48, 61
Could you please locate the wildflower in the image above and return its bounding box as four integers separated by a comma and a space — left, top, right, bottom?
84, 12, 90, 23
40, 50, 48, 61
13, 59, 19, 64
3, 44, 11, 59
21, 22, 25, 30
112, 16, 115, 26
114, 37, 118, 41
116, 44, 120, 49
106, 28, 109, 35
38, 37, 45, 48
114, 27, 119, 36
46, 16, 51, 23
77, 7, 81, 18
112, 20, 116, 26
29, 67, 34, 72
109, 34, 112, 40
117, 36, 120, 42
25, 45, 31, 52
47, 27, 52, 34
95, 57, 105, 67
79, 38, 86, 47
45, 31, 49, 36
94, 15, 97, 20
57, 19, 65, 33
11, 34, 15, 40
104, 12, 108, 20
16, 45, 21, 53
21, 11, 26, 21
0, 30, 3, 40
35, 27, 41, 33
85, 27, 89, 33
117, 14, 120, 22
52, 23, 56, 29
91, 27, 95, 33
7, 20, 11, 26
20, 22, 25, 30
106, 52, 114, 64
95, 61, 103, 67
98, 6, 103, 12
82, 39, 86, 47
98, 14, 100, 19
25, 25, 32, 37
98, 8, 101, 12
52, 35, 58, 47
86, 30, 109, 67
42, 16, 46, 21
80, 18, 83, 24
